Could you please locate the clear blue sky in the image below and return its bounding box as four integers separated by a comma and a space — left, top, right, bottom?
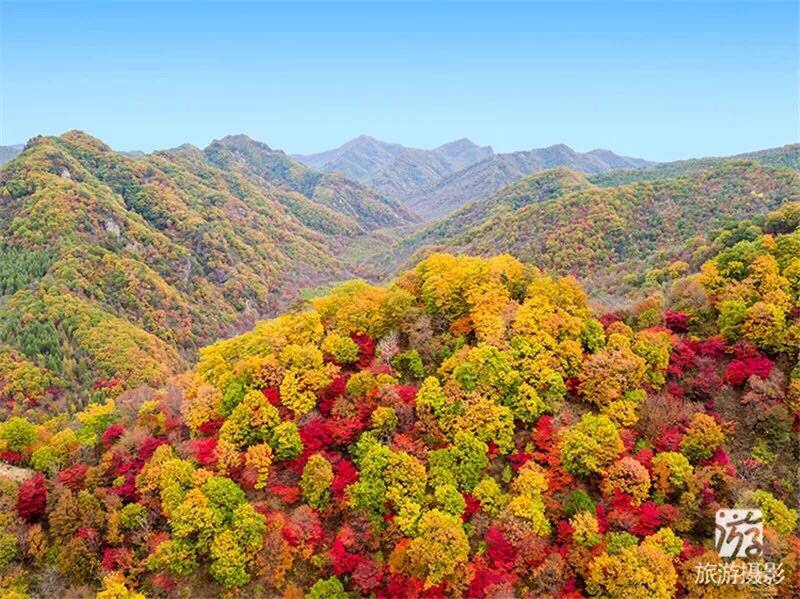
1, 1, 797, 161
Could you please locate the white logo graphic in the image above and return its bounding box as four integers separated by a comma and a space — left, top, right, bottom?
714, 509, 763, 559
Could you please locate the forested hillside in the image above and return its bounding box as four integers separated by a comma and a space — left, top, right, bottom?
0, 132, 415, 408
589, 144, 800, 187
400, 161, 800, 299
0, 198, 797, 596
204, 135, 419, 230
396, 168, 594, 262
402, 145, 653, 220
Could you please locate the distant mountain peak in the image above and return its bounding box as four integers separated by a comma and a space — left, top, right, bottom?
296, 136, 495, 199
545, 143, 574, 152
59, 130, 113, 152
436, 137, 493, 157
213, 134, 275, 152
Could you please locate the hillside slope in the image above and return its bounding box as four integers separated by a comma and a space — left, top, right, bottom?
393, 167, 594, 266
0, 131, 409, 406
0, 234, 797, 597
399, 162, 800, 296
590, 144, 800, 187
405, 144, 654, 219
204, 134, 419, 230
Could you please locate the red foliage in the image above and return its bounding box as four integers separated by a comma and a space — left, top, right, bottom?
599, 312, 622, 329
485, 527, 517, 571
724, 356, 773, 386
632, 448, 654, 471
16, 472, 47, 522
619, 429, 638, 453
197, 419, 223, 437
466, 560, 507, 599
92, 378, 122, 391
281, 522, 302, 547
700, 336, 727, 359
383, 573, 425, 599
317, 376, 345, 415
486, 441, 499, 458
533, 416, 555, 457
77, 527, 101, 549
102, 547, 133, 572
56, 463, 88, 491
101, 424, 125, 449
328, 417, 367, 447
114, 479, 140, 503
666, 382, 684, 399
332, 459, 358, 502
290, 507, 324, 550
163, 416, 183, 434
352, 558, 384, 594
421, 581, 447, 598
137, 437, 168, 462
395, 385, 419, 406
299, 419, 333, 452
463, 493, 481, 521
152, 575, 177, 591
330, 538, 362, 575
269, 485, 301, 504
351, 333, 376, 368
262, 386, 281, 406
631, 501, 661, 536
595, 504, 608, 533
658, 503, 680, 525
565, 377, 581, 395
508, 452, 532, 472
699, 448, 736, 476
679, 542, 706, 561
687, 364, 724, 400
556, 520, 574, 545
562, 578, 581, 596
607, 493, 639, 531
664, 310, 690, 333
191, 438, 218, 466
0, 451, 21, 464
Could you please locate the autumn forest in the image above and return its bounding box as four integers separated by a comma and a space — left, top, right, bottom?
0, 129, 797, 599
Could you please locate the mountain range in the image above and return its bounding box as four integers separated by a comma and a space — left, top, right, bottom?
295, 135, 495, 206
297, 136, 654, 219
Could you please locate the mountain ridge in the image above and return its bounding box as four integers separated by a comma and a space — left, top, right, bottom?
404, 144, 655, 219
395, 160, 799, 298
295, 135, 495, 206
0, 130, 415, 403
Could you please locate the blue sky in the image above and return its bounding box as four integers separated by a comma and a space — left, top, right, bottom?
1, 1, 797, 161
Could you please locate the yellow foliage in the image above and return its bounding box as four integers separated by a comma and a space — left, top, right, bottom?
97, 572, 145, 599
406, 509, 470, 587
586, 544, 677, 599
245, 443, 273, 490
